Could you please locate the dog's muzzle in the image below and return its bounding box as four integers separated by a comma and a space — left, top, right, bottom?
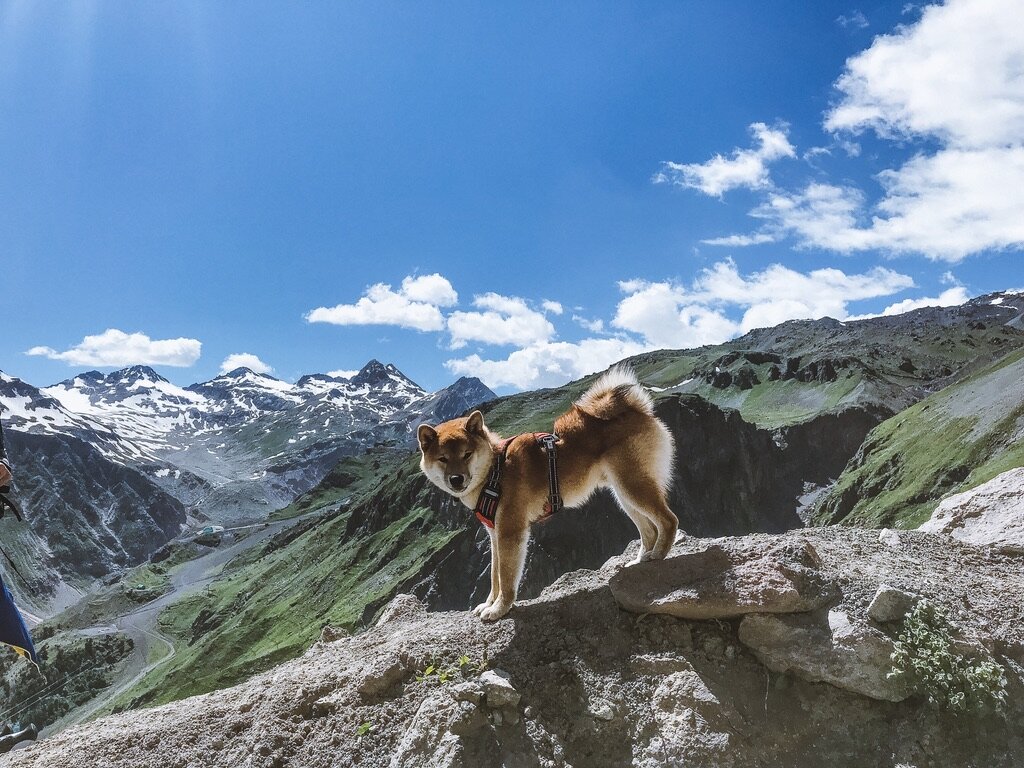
448, 474, 466, 491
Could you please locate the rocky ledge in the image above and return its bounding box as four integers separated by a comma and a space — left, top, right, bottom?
3, 527, 1022, 768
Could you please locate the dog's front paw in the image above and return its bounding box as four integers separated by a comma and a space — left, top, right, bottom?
479, 602, 511, 622
472, 601, 493, 616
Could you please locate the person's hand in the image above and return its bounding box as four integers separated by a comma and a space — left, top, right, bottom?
0, 463, 11, 487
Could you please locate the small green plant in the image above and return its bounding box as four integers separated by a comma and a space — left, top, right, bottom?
888, 600, 1007, 714
356, 721, 373, 737
415, 654, 486, 685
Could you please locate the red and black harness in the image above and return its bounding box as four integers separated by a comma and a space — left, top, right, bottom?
473, 433, 563, 529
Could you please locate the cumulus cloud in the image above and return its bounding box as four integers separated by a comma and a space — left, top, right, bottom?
541, 300, 564, 315
825, 0, 1024, 148
613, 281, 741, 348
846, 286, 970, 320
396, 274, 459, 306
446, 293, 556, 350
327, 369, 359, 379
446, 260, 919, 390
305, 273, 457, 331
670, 0, 1024, 262
220, 353, 273, 375
445, 337, 648, 391
747, 152, 1024, 260
653, 122, 795, 196
611, 259, 915, 347
26, 329, 202, 368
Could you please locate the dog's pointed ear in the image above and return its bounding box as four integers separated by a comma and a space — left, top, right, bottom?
466, 410, 485, 435
417, 423, 437, 451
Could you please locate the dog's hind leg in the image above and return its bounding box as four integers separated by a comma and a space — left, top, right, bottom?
611, 488, 659, 565
473, 527, 500, 615
609, 473, 678, 561
479, 518, 530, 622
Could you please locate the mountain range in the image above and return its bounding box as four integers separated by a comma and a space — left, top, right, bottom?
0, 361, 495, 610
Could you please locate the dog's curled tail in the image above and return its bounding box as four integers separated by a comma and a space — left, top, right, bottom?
575, 366, 654, 420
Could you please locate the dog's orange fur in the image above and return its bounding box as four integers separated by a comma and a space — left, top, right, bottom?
418, 367, 677, 621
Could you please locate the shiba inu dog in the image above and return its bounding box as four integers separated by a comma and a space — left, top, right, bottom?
417, 367, 677, 621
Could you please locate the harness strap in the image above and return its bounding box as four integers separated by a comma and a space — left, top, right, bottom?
471, 433, 563, 528
534, 433, 563, 517
473, 438, 513, 529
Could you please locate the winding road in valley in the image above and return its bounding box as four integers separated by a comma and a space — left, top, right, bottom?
44, 511, 321, 736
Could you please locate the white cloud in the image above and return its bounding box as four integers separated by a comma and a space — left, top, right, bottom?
541, 300, 564, 315
397, 273, 459, 306
847, 286, 970, 320
613, 281, 740, 348
825, 0, 1024, 149
654, 122, 795, 196
701, 232, 777, 247
305, 273, 457, 331
446, 293, 555, 349
327, 369, 359, 379
445, 337, 648, 391
26, 329, 202, 368
572, 315, 605, 333
673, 0, 1024, 262
611, 259, 915, 347
836, 10, 869, 29
444, 259, 919, 390
220, 353, 273, 375
748, 151, 1024, 261
940, 271, 960, 286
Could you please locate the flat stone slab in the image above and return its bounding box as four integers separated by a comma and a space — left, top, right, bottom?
920, 466, 1024, 554
609, 539, 838, 620
738, 610, 911, 702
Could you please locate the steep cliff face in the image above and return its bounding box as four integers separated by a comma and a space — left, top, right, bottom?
815, 348, 1024, 529
0, 430, 187, 608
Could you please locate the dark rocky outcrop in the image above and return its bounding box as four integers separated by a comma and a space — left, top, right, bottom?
1, 430, 187, 591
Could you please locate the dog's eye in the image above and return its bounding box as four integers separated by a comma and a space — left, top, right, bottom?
463, 451, 472, 460
438, 457, 448, 464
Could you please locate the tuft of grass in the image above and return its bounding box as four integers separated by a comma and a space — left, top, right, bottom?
889, 600, 1007, 715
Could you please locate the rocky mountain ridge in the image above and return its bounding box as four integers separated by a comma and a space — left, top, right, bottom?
0, 362, 495, 610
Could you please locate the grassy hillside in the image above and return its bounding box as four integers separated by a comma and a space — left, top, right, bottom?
108, 456, 457, 710
814, 348, 1024, 529
627, 301, 1024, 428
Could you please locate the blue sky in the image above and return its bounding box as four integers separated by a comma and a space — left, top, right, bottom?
2, 1, 1022, 393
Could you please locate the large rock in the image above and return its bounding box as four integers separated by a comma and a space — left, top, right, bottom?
643, 669, 735, 768
609, 538, 837, 619
738, 610, 911, 702
919, 467, 1024, 553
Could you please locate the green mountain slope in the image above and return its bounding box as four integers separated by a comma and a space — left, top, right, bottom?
111, 456, 454, 710
814, 347, 1024, 529
630, 295, 1024, 428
